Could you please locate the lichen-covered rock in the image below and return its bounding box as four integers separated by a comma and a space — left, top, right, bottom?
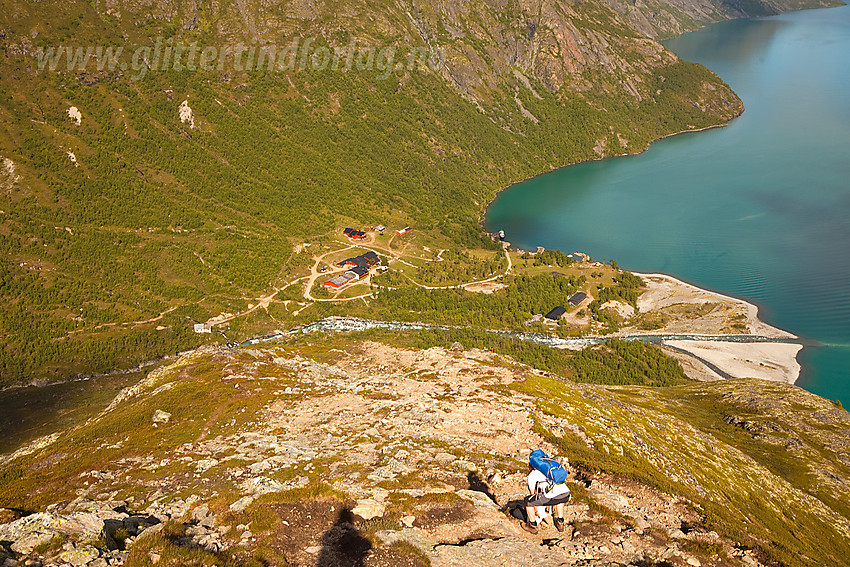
58, 545, 101, 567
239, 476, 285, 496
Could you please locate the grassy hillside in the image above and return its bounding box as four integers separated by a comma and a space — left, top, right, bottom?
0, 0, 749, 383
1, 338, 848, 566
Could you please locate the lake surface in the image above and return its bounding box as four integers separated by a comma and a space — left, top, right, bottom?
486, 5, 850, 403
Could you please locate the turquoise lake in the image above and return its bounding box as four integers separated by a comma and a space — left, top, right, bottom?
486, 5, 850, 403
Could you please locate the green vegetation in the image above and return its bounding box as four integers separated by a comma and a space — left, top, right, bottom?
588, 271, 644, 329
0, 0, 741, 384
336, 271, 585, 329
322, 326, 687, 387
1, 331, 847, 567
124, 521, 242, 567
518, 374, 850, 567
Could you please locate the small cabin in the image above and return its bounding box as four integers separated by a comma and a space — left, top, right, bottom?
568, 292, 588, 307
544, 306, 567, 321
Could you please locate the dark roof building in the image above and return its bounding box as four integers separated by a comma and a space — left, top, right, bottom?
341, 251, 381, 268
544, 306, 567, 321
341, 257, 367, 268
568, 292, 588, 306
349, 265, 368, 278
343, 228, 366, 239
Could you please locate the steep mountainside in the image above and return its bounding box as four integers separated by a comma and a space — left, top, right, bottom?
0, 0, 833, 383
1, 339, 849, 566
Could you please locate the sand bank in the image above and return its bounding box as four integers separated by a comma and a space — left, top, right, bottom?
629, 272, 796, 339
608, 272, 802, 383
662, 340, 803, 384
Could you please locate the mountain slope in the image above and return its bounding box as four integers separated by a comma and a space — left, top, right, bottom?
1, 339, 848, 566
0, 0, 829, 383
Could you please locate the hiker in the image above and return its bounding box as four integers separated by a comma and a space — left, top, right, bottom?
521, 450, 571, 534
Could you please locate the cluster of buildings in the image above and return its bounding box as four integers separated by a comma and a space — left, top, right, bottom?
343, 226, 412, 240
324, 251, 382, 289
543, 292, 588, 322
343, 227, 367, 240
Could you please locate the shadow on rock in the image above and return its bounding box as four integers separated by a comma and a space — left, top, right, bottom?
316, 507, 372, 567
466, 471, 497, 504
502, 498, 530, 523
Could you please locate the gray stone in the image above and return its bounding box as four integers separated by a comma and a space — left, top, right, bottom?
199, 514, 218, 528
152, 410, 171, 424
240, 477, 285, 496
351, 499, 385, 520
191, 504, 209, 521
229, 496, 255, 513
376, 528, 438, 556
135, 523, 164, 542
10, 532, 54, 555
58, 546, 100, 567
456, 489, 497, 509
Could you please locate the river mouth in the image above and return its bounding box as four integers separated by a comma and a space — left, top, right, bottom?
484, 5, 850, 403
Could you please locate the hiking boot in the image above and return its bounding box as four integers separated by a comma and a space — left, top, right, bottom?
520, 521, 539, 535
539, 517, 550, 529
554, 517, 565, 533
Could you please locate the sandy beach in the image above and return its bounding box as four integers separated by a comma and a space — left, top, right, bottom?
662, 340, 803, 384
612, 273, 803, 384
629, 272, 796, 339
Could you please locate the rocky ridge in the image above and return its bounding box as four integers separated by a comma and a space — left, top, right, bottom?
2, 339, 849, 566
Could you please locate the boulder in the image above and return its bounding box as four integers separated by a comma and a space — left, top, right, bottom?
351, 499, 385, 520
229, 496, 255, 513
191, 505, 209, 522
434, 453, 456, 466
58, 546, 100, 567
239, 477, 285, 496
152, 410, 171, 424
0, 513, 73, 555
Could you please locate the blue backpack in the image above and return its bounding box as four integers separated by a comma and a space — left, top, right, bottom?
530, 449, 568, 484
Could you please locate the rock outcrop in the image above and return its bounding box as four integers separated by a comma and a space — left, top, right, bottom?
1, 340, 848, 566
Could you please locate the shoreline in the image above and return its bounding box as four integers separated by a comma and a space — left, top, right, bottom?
628, 272, 796, 340
621, 272, 802, 384
478, 117, 740, 229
